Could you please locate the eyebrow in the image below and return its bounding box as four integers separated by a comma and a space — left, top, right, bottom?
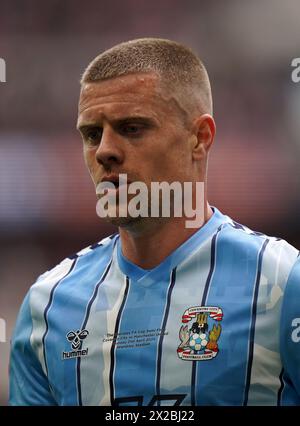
77, 115, 158, 132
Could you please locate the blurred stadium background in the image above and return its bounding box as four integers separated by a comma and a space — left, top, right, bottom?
1, 0, 300, 405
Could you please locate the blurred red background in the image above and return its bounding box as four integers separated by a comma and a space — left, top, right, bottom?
1, 0, 300, 405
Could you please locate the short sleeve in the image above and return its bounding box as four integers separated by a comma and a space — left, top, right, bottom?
280, 256, 300, 402
9, 292, 57, 405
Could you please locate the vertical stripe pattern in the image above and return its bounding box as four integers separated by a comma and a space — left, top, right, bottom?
243, 239, 269, 405
155, 268, 177, 402
110, 276, 130, 405
76, 258, 113, 405
191, 226, 222, 405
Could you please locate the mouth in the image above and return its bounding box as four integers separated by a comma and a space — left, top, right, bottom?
96, 174, 131, 196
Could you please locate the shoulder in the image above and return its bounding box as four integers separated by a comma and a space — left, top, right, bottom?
18, 233, 119, 340
282, 255, 300, 313
29, 233, 118, 298
66, 233, 118, 261
38, 233, 117, 276
280, 255, 300, 391
218, 217, 299, 286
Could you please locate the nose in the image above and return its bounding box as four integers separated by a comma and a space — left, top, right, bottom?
95, 126, 124, 168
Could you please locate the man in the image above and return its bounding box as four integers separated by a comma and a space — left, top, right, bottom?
9, 38, 300, 406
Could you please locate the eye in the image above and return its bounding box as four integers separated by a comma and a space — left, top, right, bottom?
84, 127, 103, 145
120, 123, 145, 136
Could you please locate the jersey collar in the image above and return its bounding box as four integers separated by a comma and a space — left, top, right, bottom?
116, 207, 229, 283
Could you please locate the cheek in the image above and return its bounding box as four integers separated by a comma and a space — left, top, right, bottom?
141, 142, 185, 181
83, 149, 98, 180
161, 138, 190, 174
83, 147, 95, 167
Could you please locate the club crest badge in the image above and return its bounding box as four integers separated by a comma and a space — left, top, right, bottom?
177, 306, 223, 361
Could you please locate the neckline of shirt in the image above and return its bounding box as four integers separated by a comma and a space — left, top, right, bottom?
116, 207, 228, 284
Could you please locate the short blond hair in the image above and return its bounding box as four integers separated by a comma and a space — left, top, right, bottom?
81, 38, 213, 116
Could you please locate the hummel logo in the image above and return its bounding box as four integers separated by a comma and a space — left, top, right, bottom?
62, 329, 89, 360
67, 329, 89, 350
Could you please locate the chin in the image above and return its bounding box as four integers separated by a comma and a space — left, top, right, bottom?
101, 214, 142, 228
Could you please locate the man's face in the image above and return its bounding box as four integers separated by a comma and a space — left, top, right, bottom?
77, 72, 195, 227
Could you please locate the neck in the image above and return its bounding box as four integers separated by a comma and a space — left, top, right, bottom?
118, 203, 213, 269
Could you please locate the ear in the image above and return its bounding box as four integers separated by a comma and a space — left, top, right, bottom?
191, 114, 216, 161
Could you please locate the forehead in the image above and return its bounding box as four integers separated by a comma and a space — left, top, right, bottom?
78, 73, 169, 120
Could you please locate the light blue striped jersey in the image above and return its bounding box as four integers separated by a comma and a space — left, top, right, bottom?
9, 207, 300, 406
